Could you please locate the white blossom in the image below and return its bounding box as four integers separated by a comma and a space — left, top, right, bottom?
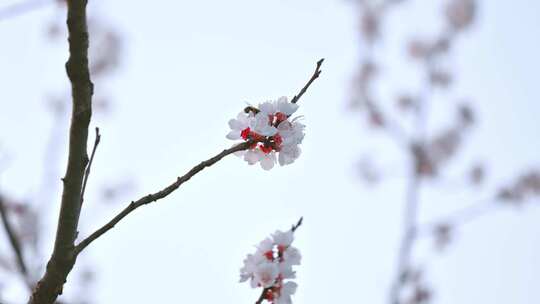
226, 97, 305, 170
239, 224, 302, 303
272, 230, 294, 248
226, 112, 253, 140
274, 281, 298, 304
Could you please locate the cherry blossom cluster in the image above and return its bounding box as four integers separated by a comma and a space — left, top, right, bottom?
227, 97, 305, 170
239, 229, 301, 304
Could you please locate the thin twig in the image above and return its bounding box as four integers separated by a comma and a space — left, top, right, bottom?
80, 127, 101, 206
0, 197, 31, 290
291, 59, 324, 104
74, 141, 254, 255
291, 216, 303, 232
255, 287, 271, 304
244, 58, 324, 114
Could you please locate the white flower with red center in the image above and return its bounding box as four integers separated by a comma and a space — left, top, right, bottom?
239, 225, 301, 304
227, 97, 305, 170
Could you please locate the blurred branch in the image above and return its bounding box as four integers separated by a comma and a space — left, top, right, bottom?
0, 0, 54, 22
415, 199, 501, 237
74, 141, 254, 255
0, 197, 31, 289
389, 171, 420, 304
80, 127, 101, 206
29, 0, 93, 302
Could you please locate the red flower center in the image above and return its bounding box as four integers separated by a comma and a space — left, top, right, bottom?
241, 127, 251, 140
260, 144, 273, 154
264, 289, 275, 301
275, 112, 288, 125
264, 250, 274, 261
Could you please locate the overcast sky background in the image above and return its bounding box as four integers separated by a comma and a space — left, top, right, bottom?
1, 0, 540, 303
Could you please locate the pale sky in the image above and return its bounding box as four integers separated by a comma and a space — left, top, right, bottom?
0, 0, 539, 303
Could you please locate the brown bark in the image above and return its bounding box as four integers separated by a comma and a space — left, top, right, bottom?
29, 0, 93, 303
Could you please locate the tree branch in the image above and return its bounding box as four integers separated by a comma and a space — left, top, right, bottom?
0, 197, 31, 289
255, 287, 271, 304
291, 59, 324, 104
388, 170, 420, 304
415, 199, 499, 237
80, 127, 101, 206
291, 216, 303, 232
74, 141, 254, 255
29, 0, 93, 303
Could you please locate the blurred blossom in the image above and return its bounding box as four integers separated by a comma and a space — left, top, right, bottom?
412, 143, 436, 177
413, 127, 464, 178
368, 109, 386, 128
357, 156, 381, 184
396, 94, 418, 111
408, 39, 430, 60
88, 20, 123, 78
408, 37, 451, 60
469, 163, 485, 185
399, 268, 433, 304
429, 70, 453, 88
408, 285, 432, 304
359, 61, 377, 83
496, 170, 540, 204
360, 8, 380, 42
428, 129, 462, 166
445, 0, 476, 30
349, 61, 377, 109
433, 224, 452, 251
457, 103, 475, 127
100, 179, 136, 203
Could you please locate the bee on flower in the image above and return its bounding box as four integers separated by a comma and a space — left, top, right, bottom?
226, 97, 305, 170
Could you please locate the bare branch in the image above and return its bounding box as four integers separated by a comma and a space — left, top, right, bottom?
0, 197, 31, 289
74, 141, 254, 255
291, 58, 324, 104
244, 59, 324, 114
80, 127, 101, 206
29, 0, 93, 302
415, 199, 499, 237
388, 172, 420, 304
291, 216, 303, 232
255, 287, 271, 304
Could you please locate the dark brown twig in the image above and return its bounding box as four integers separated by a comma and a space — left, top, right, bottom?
0, 197, 31, 289
255, 289, 269, 304
244, 58, 324, 114
291, 216, 303, 232
80, 127, 101, 206
255, 287, 271, 304
291, 59, 324, 104
74, 141, 254, 255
